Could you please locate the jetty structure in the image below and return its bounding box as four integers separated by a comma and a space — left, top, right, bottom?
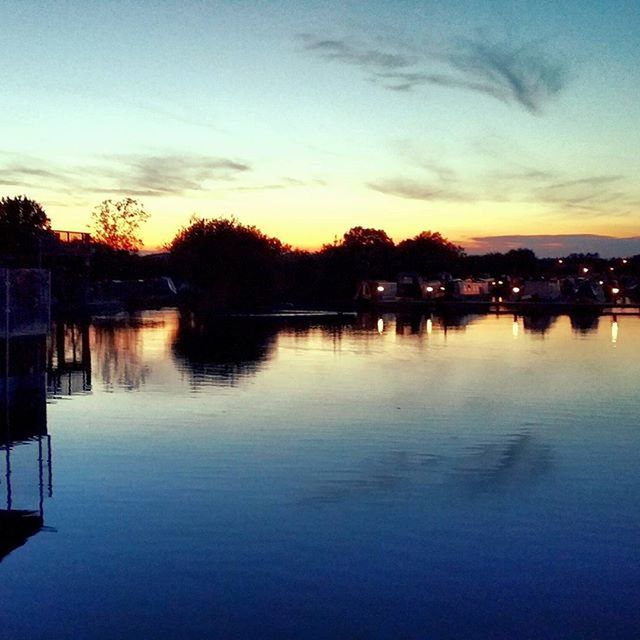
1, 268, 53, 561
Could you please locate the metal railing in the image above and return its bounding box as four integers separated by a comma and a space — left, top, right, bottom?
53, 230, 91, 244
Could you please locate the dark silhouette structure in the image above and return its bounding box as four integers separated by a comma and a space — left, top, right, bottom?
1, 267, 53, 562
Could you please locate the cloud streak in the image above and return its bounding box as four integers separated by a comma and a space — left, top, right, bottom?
0, 151, 251, 199
369, 152, 636, 218
302, 33, 569, 113
369, 178, 473, 202
95, 154, 250, 197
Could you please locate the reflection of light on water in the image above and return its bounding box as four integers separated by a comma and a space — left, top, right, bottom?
426, 318, 433, 335
611, 319, 618, 343
512, 317, 519, 338
377, 318, 384, 334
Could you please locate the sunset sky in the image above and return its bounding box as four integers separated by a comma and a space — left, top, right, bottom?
2, 1, 639, 255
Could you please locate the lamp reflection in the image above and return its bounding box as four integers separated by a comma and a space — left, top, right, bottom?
611, 316, 618, 344
512, 315, 519, 338
377, 318, 384, 334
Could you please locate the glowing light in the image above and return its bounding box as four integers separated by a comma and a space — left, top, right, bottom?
512, 286, 520, 294
440, 286, 446, 291
377, 318, 384, 334
609, 267, 614, 271
622, 259, 628, 264
491, 281, 496, 285
558, 259, 563, 264
598, 280, 604, 285
612, 287, 620, 295
376, 285, 384, 292
582, 267, 589, 273
426, 318, 433, 334
425, 286, 434, 293
498, 280, 504, 285
611, 320, 618, 343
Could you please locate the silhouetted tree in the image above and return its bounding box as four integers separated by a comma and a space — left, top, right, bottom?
464, 248, 539, 278
314, 227, 395, 301
90, 198, 149, 251
168, 216, 289, 311
396, 231, 464, 275
0, 195, 55, 266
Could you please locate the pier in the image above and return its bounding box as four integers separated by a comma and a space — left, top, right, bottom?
1, 268, 53, 561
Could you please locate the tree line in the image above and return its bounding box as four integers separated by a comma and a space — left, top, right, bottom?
1, 195, 638, 310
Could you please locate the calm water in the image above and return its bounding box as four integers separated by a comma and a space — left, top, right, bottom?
1, 309, 639, 639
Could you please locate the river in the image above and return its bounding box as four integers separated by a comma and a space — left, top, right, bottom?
1, 309, 639, 638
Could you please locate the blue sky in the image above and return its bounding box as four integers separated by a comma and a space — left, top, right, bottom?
2, 0, 639, 255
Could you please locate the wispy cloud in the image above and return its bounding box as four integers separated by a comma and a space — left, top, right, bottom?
229, 177, 326, 192
369, 178, 472, 202
93, 154, 250, 197
444, 39, 568, 113
303, 37, 417, 70
0, 151, 251, 199
531, 174, 630, 216
369, 149, 636, 217
301, 33, 569, 113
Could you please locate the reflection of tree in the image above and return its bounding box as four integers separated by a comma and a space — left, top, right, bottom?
570, 312, 600, 335
92, 320, 149, 391
172, 313, 278, 387
173, 313, 356, 387
522, 313, 558, 334
436, 312, 482, 331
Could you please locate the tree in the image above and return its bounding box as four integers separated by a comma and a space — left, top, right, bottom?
396, 231, 464, 275
342, 226, 394, 251
90, 198, 150, 251
168, 216, 289, 310
314, 227, 395, 302
0, 195, 54, 264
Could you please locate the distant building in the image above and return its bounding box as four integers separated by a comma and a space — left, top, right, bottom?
355, 280, 397, 302
450, 279, 492, 298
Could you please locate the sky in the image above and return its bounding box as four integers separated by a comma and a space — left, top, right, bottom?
1, 0, 640, 256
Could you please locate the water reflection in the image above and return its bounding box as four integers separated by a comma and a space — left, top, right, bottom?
1, 335, 53, 562
359, 311, 486, 336
93, 316, 152, 391
521, 313, 557, 335
47, 321, 92, 396
172, 312, 278, 387
1, 335, 47, 441
3, 309, 640, 637
453, 432, 552, 492
396, 313, 423, 335
300, 432, 551, 505
570, 311, 600, 334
